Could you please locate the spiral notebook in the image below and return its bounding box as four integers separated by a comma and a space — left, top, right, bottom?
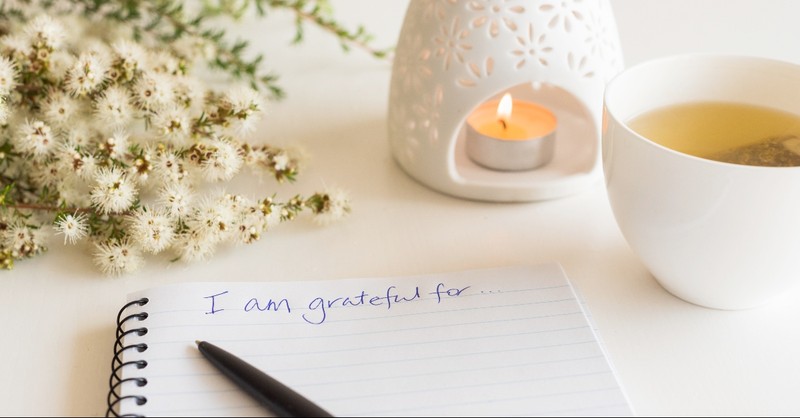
107, 264, 633, 417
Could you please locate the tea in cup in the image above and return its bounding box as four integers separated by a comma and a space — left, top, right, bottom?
602, 54, 800, 309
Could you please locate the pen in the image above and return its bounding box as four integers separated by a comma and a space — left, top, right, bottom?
195, 340, 333, 417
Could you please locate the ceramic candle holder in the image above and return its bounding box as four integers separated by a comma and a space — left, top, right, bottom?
388, 0, 624, 202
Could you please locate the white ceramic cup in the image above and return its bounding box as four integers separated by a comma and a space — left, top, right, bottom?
602, 54, 800, 310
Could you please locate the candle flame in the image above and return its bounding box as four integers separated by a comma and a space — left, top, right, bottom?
497, 93, 513, 127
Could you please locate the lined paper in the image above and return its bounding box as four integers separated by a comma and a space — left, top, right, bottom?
117, 264, 632, 416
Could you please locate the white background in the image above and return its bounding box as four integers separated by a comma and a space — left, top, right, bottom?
3, 1, 800, 415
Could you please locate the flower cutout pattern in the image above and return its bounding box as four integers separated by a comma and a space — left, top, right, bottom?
457, 56, 495, 88
538, 0, 585, 33
389, 104, 421, 165
433, 17, 472, 71
468, 0, 525, 38
567, 52, 594, 78
511, 23, 552, 68
582, 4, 623, 76
413, 85, 444, 144
392, 33, 433, 94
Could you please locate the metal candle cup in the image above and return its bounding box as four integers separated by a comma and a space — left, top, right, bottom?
466, 95, 557, 171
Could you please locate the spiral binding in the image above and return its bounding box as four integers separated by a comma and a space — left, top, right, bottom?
106, 297, 150, 417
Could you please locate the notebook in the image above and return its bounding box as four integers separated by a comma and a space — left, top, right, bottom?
106, 264, 633, 417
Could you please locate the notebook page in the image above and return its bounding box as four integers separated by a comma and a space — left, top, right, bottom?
117, 264, 632, 416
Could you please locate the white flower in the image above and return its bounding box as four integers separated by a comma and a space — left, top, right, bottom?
63, 123, 95, 147
112, 39, 146, 70
2, 223, 45, 258
48, 50, 76, 81
226, 86, 264, 135
16, 119, 57, 159
273, 152, 290, 171
1, 35, 31, 59
156, 182, 193, 219
173, 75, 206, 110
103, 129, 130, 160
232, 198, 273, 245
219, 193, 250, 214
185, 195, 235, 242
313, 187, 351, 226
25, 15, 66, 49
0, 56, 18, 97
146, 50, 181, 75
153, 105, 190, 146
174, 229, 215, 262
128, 208, 174, 254
0, 97, 8, 125
54, 212, 89, 245
80, 39, 113, 66
133, 72, 175, 110
152, 151, 187, 184
93, 239, 142, 276
127, 150, 153, 184
42, 91, 80, 127
94, 86, 133, 128
172, 35, 213, 62
32, 161, 62, 187
90, 166, 137, 214
200, 138, 243, 182
66, 52, 108, 96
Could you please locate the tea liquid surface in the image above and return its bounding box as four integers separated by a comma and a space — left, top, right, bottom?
628, 101, 800, 166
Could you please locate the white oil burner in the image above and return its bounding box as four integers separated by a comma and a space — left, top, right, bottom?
388, 0, 624, 202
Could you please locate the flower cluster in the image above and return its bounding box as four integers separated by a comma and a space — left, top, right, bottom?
0, 3, 355, 275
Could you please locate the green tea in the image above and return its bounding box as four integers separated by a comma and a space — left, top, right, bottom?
627, 101, 800, 166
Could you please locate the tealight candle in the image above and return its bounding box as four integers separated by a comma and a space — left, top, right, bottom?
465, 93, 557, 171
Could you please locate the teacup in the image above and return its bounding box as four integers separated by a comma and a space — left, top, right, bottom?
602, 54, 800, 310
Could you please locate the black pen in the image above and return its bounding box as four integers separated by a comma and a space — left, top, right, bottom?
195, 340, 333, 417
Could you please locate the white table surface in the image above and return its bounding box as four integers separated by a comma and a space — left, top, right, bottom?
3, 1, 800, 416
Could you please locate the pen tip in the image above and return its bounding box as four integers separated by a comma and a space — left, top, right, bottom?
195, 340, 202, 346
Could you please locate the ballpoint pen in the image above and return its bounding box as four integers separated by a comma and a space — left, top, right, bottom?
195, 340, 333, 417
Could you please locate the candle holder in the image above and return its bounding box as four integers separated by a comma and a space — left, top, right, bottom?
388, 0, 624, 202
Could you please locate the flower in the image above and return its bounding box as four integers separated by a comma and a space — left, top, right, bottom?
111, 40, 146, 70
226, 86, 264, 135
0, 56, 18, 96
147, 50, 182, 75
0, 2, 372, 275
152, 150, 188, 185
1, 223, 46, 259
174, 229, 215, 262
128, 208, 175, 254
198, 138, 243, 182
93, 239, 143, 276
65, 52, 108, 96
54, 212, 89, 245
94, 86, 134, 128
42, 91, 80, 127
101, 130, 130, 160
311, 187, 352, 226
90, 167, 137, 214
0, 35, 31, 59
15, 119, 57, 159
153, 105, 191, 146
132, 71, 176, 110
156, 182, 193, 219
24, 15, 66, 49
48, 50, 75, 80
185, 194, 236, 243
0, 97, 8, 125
